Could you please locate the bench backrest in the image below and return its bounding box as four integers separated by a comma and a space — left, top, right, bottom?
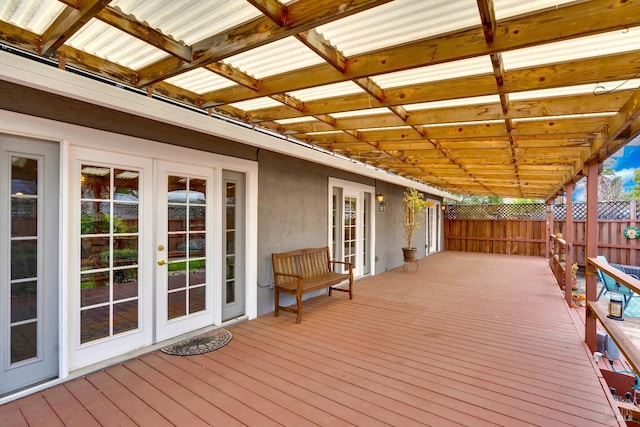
272, 246, 332, 285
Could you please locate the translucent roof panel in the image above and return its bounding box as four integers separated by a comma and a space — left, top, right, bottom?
372, 56, 494, 89
110, 0, 261, 45
66, 19, 167, 69
288, 81, 365, 102
331, 108, 392, 119
513, 112, 615, 123
316, 0, 481, 57
229, 97, 285, 111
275, 117, 319, 124
405, 95, 501, 111
164, 68, 237, 94
509, 80, 640, 101
224, 36, 326, 80
493, 0, 579, 20
424, 119, 505, 128
502, 27, 640, 70
0, 0, 64, 34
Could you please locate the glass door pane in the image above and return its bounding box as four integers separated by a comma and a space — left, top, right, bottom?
222, 170, 245, 322
79, 166, 140, 344
10, 156, 39, 362
166, 175, 207, 320
344, 195, 358, 275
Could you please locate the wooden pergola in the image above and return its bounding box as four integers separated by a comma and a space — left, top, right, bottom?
1, 0, 639, 200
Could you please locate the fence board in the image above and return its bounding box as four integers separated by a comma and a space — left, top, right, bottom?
444, 201, 640, 264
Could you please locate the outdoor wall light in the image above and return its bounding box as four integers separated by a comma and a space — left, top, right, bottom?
608, 291, 624, 321
376, 193, 386, 211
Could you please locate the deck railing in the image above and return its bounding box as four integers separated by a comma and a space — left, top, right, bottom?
586, 256, 640, 376
549, 234, 567, 291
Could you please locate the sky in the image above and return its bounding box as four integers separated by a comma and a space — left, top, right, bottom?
573, 138, 640, 202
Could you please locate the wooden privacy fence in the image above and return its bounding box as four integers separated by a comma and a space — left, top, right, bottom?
554, 200, 640, 266
444, 204, 546, 256
444, 201, 640, 265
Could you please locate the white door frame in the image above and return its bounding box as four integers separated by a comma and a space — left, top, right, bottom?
328, 178, 375, 277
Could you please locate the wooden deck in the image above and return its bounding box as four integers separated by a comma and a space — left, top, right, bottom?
1, 252, 624, 426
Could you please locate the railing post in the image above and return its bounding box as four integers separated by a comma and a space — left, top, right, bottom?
585, 159, 599, 353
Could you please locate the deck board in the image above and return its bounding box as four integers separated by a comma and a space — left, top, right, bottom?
1, 252, 624, 426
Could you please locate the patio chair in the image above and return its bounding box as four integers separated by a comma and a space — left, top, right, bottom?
596, 255, 639, 309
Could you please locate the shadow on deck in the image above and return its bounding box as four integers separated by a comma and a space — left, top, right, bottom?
0, 251, 624, 426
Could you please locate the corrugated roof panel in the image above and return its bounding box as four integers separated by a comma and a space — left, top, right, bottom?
493, 0, 579, 20
316, 0, 481, 57
0, 0, 64, 34
405, 95, 501, 111
288, 81, 365, 102
372, 56, 494, 89
360, 125, 412, 132
331, 108, 391, 119
424, 119, 504, 128
513, 112, 614, 123
306, 130, 347, 136
111, 0, 261, 45
275, 117, 318, 124
229, 97, 284, 111
503, 27, 640, 70
164, 68, 236, 93
66, 19, 166, 69
509, 80, 640, 100
224, 36, 325, 79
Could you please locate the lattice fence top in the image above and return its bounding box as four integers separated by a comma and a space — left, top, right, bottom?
445, 204, 546, 220
445, 201, 637, 220
553, 201, 633, 220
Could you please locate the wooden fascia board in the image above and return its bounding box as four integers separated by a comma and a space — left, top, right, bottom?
0, 20, 40, 54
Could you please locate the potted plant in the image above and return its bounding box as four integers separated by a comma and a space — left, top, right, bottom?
401, 187, 428, 261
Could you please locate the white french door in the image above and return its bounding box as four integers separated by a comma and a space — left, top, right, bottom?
427, 204, 439, 254
156, 161, 215, 342
329, 179, 375, 278
0, 135, 59, 396
343, 190, 361, 277
222, 170, 245, 322
70, 148, 153, 369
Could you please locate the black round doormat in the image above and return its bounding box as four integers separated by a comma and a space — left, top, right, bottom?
160, 328, 232, 356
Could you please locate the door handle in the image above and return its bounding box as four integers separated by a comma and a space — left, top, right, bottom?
157, 259, 166, 266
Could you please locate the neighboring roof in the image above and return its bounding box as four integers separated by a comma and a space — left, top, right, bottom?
1, 0, 639, 200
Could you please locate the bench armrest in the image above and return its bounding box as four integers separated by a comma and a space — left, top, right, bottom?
330, 260, 352, 268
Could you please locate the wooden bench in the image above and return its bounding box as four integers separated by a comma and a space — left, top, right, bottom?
272, 246, 353, 323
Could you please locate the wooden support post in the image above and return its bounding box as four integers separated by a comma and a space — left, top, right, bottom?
585, 159, 599, 353
564, 182, 574, 307
546, 203, 553, 260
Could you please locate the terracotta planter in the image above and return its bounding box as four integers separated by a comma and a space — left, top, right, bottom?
402, 247, 418, 261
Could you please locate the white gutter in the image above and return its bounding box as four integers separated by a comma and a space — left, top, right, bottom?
0, 50, 460, 200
